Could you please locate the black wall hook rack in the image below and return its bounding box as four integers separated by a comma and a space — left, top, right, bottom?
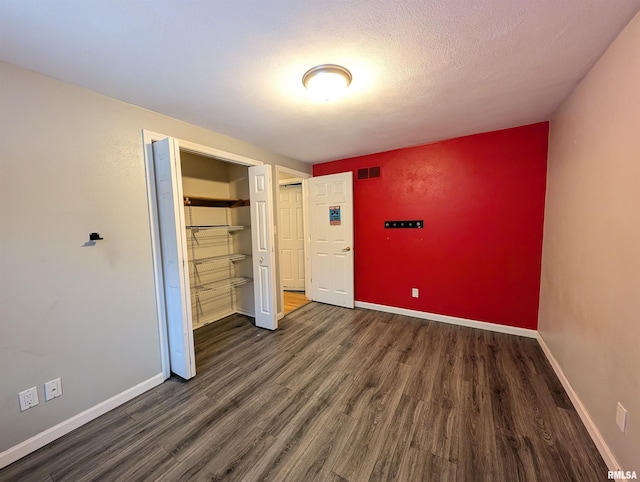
89, 233, 104, 241
384, 220, 423, 229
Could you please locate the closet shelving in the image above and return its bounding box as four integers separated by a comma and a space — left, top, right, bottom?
194, 276, 251, 293
186, 225, 248, 234
178, 152, 255, 329
185, 203, 252, 329
191, 253, 249, 265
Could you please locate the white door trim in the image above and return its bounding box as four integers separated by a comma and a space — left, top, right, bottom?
142, 129, 265, 379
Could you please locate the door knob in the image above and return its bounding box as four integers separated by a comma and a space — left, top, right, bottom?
260, 256, 264, 264
342, 246, 351, 252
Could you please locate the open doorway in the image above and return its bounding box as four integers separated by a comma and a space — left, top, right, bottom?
274, 166, 311, 317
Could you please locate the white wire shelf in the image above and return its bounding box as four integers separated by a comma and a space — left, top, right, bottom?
186, 225, 249, 233
192, 254, 249, 266
194, 277, 252, 294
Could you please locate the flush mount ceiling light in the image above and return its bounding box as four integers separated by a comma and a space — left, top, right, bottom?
302, 64, 352, 101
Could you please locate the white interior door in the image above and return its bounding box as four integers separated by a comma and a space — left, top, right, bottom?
279, 184, 305, 291
249, 165, 278, 330
308, 172, 354, 308
152, 138, 196, 380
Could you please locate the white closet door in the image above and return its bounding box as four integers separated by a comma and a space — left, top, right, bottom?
249, 165, 277, 330
152, 138, 195, 379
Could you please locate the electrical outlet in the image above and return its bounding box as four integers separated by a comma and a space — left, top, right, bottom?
44, 378, 63, 401
412, 288, 419, 298
616, 402, 627, 433
18, 387, 39, 411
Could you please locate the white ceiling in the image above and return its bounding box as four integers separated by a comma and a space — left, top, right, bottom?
1, 1, 638, 164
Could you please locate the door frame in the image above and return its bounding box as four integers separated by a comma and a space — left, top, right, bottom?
142, 129, 263, 379
273, 165, 311, 320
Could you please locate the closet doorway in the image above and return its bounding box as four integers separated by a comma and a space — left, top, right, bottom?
143, 131, 277, 381
274, 166, 311, 318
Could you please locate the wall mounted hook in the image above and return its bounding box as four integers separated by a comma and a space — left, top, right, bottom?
89, 232, 104, 241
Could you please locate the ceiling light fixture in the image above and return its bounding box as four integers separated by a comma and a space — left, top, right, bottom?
302, 64, 352, 101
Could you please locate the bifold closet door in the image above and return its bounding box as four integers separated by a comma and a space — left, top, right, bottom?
152, 137, 196, 380
249, 165, 277, 330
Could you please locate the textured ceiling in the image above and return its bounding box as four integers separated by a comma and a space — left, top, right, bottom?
1, 1, 638, 163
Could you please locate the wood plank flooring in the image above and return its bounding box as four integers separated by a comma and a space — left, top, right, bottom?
283, 291, 310, 314
0, 303, 607, 481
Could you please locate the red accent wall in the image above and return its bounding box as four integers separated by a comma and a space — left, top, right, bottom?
313, 123, 549, 330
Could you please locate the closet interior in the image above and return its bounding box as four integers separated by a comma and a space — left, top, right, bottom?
180, 151, 254, 330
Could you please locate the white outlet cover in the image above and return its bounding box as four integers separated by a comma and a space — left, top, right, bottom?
616, 402, 627, 433
45, 378, 63, 401
412, 288, 419, 298
18, 387, 39, 411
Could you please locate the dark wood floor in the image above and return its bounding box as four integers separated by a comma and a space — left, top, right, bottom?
1, 303, 607, 481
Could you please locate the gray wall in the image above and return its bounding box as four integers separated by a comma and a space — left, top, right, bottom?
538, 11, 640, 470
0, 61, 309, 453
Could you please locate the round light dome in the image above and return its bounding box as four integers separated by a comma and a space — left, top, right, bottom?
302, 64, 352, 101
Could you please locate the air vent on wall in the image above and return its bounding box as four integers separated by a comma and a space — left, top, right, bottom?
357, 166, 381, 180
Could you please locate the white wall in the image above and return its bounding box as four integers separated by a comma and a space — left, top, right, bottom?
0, 61, 309, 456
538, 12, 640, 470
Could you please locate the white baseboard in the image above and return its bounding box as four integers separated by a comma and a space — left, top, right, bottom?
0, 373, 164, 469
355, 301, 537, 338
536, 334, 620, 471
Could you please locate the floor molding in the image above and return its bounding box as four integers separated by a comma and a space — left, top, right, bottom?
536, 333, 620, 471
0, 373, 164, 469
355, 301, 537, 338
